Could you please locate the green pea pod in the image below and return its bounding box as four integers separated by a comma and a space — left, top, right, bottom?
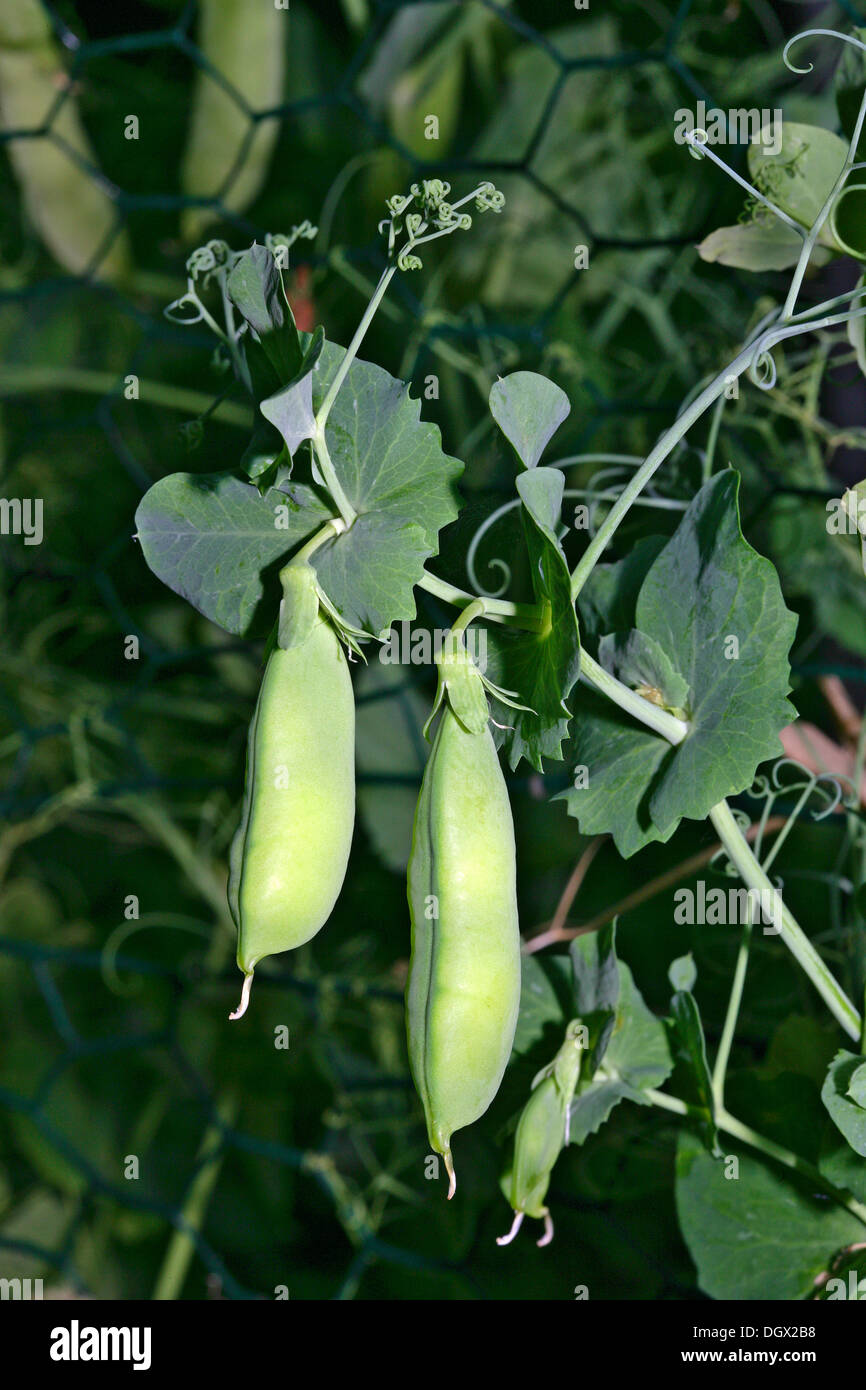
228, 564, 354, 1019
406, 648, 521, 1197
180, 0, 285, 243
0, 0, 130, 280
497, 1020, 584, 1248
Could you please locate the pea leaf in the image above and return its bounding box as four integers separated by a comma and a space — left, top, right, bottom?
570, 919, 619, 1076
227, 243, 305, 383
567, 960, 673, 1145
308, 342, 463, 635
676, 1129, 863, 1300
696, 220, 808, 272
259, 326, 325, 459
136, 341, 463, 639
135, 473, 330, 637
489, 371, 570, 469
748, 122, 848, 243
560, 471, 797, 854
511, 953, 572, 1059
599, 629, 689, 714
484, 467, 581, 769
669, 958, 720, 1157
822, 1050, 866, 1156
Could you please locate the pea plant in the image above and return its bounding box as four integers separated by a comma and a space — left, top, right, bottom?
137, 29, 866, 1300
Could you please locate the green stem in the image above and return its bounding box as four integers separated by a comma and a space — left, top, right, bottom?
0, 366, 253, 428
712, 918, 753, 1108
152, 1088, 239, 1300
709, 801, 861, 1040
570, 338, 758, 600
780, 80, 866, 320
645, 1088, 866, 1227
417, 570, 544, 630
292, 518, 345, 566
311, 426, 356, 529
579, 649, 689, 744
316, 265, 396, 434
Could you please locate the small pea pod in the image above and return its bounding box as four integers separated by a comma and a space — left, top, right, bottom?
180, 0, 285, 243
497, 1020, 584, 1248
0, 0, 130, 280
406, 629, 521, 1197
228, 561, 354, 1019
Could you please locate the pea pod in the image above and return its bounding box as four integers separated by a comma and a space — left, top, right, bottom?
180, 0, 285, 243
228, 562, 354, 1019
497, 1020, 584, 1248
406, 634, 521, 1196
0, 0, 130, 280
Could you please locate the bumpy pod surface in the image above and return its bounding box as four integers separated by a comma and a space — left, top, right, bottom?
228, 613, 355, 1014
406, 705, 521, 1195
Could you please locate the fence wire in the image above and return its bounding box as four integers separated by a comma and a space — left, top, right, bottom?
0, 0, 864, 1300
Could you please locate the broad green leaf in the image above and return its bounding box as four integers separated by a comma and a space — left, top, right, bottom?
637, 471, 797, 834
557, 688, 674, 857
748, 123, 848, 241
489, 371, 570, 469
135, 473, 330, 637
568, 961, 673, 1144
309, 342, 464, 635
599, 629, 689, 715
511, 953, 572, 1058
484, 467, 581, 769
676, 1129, 863, 1300
848, 1062, 866, 1108
822, 1050, 866, 1156
259, 326, 325, 458
354, 661, 429, 872
841, 479, 866, 577
570, 919, 619, 1075
227, 243, 305, 383
562, 472, 796, 853
848, 276, 866, 378
578, 535, 666, 646
696, 220, 806, 272
820, 1129, 866, 1205
669, 967, 719, 1157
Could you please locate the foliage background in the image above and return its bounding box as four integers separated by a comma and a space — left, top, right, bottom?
0, 0, 864, 1299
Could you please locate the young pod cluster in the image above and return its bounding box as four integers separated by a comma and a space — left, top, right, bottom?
406, 633, 522, 1196
498, 1019, 584, 1248
228, 561, 355, 1018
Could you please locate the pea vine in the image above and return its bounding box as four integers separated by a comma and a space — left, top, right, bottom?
137, 28, 866, 1297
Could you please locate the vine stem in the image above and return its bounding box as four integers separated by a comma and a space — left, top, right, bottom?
709, 801, 861, 1041
644, 1088, 866, 1228
570, 337, 759, 600
152, 1087, 239, 1300
579, 650, 689, 743
711, 917, 753, 1108
417, 569, 545, 630
577, 649, 862, 1042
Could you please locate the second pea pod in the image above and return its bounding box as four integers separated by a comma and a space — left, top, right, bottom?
406, 628, 522, 1196
227, 559, 355, 1018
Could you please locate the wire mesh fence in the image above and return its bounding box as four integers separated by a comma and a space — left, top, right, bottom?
1, 0, 864, 1299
